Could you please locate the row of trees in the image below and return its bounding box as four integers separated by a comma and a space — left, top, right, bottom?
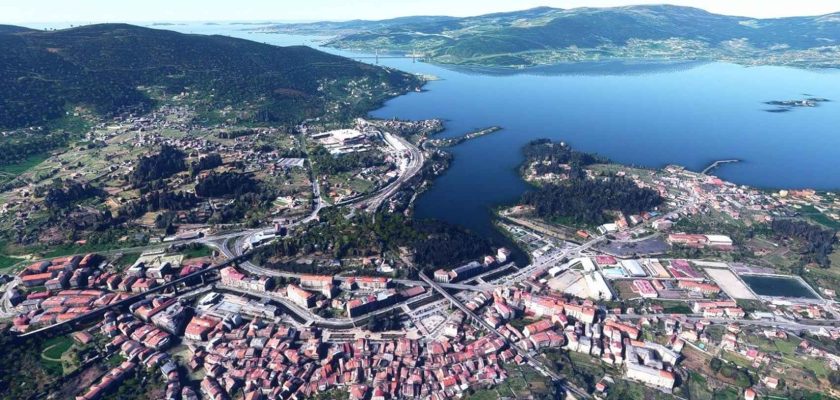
217, 129, 257, 139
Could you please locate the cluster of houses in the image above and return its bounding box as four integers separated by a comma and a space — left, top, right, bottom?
76, 309, 193, 400
637, 165, 787, 225
462, 286, 683, 392
12, 288, 131, 332
220, 267, 430, 320
433, 248, 511, 284
9, 251, 210, 333
692, 301, 747, 319
182, 317, 511, 400
18, 254, 103, 289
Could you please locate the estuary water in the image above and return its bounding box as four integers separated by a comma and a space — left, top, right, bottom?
125, 24, 840, 235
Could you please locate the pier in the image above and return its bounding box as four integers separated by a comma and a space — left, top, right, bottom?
701, 159, 740, 175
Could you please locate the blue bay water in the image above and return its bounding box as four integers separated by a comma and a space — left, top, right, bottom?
146, 25, 840, 235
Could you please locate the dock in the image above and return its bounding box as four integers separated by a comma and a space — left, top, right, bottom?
701, 159, 740, 175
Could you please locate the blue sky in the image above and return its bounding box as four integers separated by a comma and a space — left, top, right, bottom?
2, 0, 838, 24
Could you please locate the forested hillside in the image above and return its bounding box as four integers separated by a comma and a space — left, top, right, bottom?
0, 23, 421, 129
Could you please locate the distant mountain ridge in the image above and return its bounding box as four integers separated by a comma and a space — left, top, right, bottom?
0, 23, 420, 129
263, 5, 840, 68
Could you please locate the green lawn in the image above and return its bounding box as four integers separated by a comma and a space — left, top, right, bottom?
182, 244, 212, 259
40, 336, 75, 376
0, 254, 23, 272
41, 336, 74, 360
712, 387, 741, 400
829, 248, 840, 270
465, 389, 500, 400
773, 338, 799, 355
39, 241, 128, 258
115, 252, 142, 269
721, 351, 753, 370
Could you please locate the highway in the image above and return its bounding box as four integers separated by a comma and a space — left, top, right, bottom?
358, 131, 425, 212
420, 272, 591, 399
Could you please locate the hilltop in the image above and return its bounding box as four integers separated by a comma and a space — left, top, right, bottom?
0, 23, 421, 129
264, 5, 840, 68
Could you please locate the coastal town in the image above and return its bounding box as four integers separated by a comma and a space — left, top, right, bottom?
2, 5, 840, 400
1, 138, 839, 400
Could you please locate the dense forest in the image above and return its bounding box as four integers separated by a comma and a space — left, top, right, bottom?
519, 140, 660, 225
188, 153, 223, 176
521, 138, 606, 176
0, 332, 62, 400
130, 145, 186, 185
116, 190, 199, 220
0, 23, 420, 129
41, 179, 105, 210
771, 219, 837, 267
252, 209, 494, 268
195, 172, 259, 198
217, 129, 257, 139
522, 177, 662, 225
310, 146, 387, 175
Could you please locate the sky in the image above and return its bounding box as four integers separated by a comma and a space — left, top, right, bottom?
1, 0, 838, 24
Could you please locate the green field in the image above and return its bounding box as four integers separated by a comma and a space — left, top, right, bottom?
798, 205, 840, 230
0, 153, 50, 176
0, 254, 23, 272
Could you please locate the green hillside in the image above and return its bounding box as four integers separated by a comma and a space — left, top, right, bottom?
0, 23, 421, 129
268, 5, 840, 68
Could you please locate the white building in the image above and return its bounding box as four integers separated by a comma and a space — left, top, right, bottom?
704, 234, 733, 247
620, 260, 647, 277
584, 271, 613, 301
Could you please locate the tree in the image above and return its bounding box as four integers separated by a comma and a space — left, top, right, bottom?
709, 357, 722, 372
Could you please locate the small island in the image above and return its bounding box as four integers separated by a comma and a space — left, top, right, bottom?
764, 97, 830, 112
